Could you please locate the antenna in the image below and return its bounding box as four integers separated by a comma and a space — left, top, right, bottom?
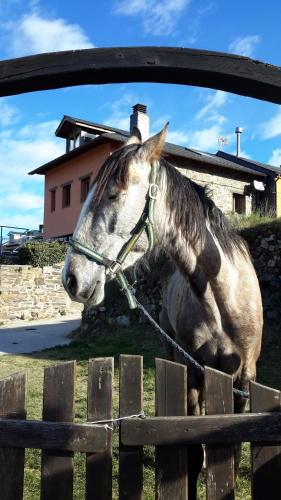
218, 136, 228, 149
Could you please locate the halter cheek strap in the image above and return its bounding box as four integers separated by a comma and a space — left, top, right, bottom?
68, 161, 160, 309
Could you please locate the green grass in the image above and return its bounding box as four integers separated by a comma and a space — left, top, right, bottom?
0, 320, 279, 499
228, 212, 279, 230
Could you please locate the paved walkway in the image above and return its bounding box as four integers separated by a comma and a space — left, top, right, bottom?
0, 315, 81, 355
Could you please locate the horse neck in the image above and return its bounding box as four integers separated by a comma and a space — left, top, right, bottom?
153, 165, 228, 287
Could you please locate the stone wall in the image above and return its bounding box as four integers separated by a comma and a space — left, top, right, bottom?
0, 264, 82, 323
81, 273, 162, 335
241, 223, 281, 321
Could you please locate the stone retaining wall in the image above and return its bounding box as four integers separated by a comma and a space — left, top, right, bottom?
241, 223, 281, 321
0, 264, 82, 323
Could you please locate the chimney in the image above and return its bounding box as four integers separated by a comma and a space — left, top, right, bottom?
235, 127, 243, 157
130, 104, 149, 141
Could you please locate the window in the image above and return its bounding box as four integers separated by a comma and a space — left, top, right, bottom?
62, 184, 71, 208
50, 189, 56, 212
233, 193, 246, 214
80, 176, 90, 202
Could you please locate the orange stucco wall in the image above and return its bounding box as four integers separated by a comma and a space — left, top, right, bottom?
44, 143, 114, 238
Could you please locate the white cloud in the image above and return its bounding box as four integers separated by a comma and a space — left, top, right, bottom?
188, 125, 226, 151
17, 120, 59, 139
105, 113, 130, 131
8, 12, 93, 57
260, 108, 281, 139
0, 191, 43, 211
103, 93, 139, 131
0, 211, 43, 231
229, 35, 261, 57
115, 0, 150, 15
0, 118, 64, 228
196, 90, 228, 122
115, 0, 191, 35
168, 125, 233, 152
0, 99, 20, 127
230, 149, 251, 159
268, 148, 281, 167
166, 130, 189, 145
0, 134, 63, 189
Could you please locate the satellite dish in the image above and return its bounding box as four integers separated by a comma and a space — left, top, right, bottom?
253, 180, 265, 191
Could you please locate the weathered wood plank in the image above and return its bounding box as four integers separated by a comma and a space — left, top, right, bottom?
0, 372, 26, 500
86, 357, 113, 500
205, 367, 235, 500
41, 361, 76, 500
155, 358, 188, 500
121, 413, 281, 445
250, 381, 281, 500
119, 354, 143, 500
1, 47, 281, 103
0, 418, 107, 452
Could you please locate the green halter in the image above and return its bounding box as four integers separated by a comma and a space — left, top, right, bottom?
68, 161, 160, 309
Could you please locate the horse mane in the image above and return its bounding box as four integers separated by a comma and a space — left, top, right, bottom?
162, 158, 248, 258
92, 143, 247, 258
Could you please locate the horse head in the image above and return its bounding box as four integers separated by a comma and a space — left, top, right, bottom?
62, 124, 168, 304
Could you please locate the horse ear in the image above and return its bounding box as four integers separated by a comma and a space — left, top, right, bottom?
138, 122, 169, 161
125, 126, 142, 145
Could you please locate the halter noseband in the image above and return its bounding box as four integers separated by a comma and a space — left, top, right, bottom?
68, 161, 160, 309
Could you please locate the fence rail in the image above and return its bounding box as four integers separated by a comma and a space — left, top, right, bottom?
0, 356, 280, 499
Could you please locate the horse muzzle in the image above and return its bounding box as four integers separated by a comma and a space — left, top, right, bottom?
62, 253, 106, 305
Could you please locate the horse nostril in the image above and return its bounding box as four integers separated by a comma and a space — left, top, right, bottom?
66, 273, 78, 296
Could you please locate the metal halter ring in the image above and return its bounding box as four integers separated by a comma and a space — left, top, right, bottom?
149, 183, 159, 200
107, 260, 122, 275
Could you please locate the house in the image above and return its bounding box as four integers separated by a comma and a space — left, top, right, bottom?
29, 104, 281, 239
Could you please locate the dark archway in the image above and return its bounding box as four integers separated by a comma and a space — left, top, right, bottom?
0, 46, 281, 103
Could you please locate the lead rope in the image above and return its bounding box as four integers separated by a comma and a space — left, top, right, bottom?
131, 293, 249, 399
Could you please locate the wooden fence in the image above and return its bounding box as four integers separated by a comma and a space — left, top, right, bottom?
0, 355, 280, 499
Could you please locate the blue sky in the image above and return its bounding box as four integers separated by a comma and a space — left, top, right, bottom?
1, 0, 281, 233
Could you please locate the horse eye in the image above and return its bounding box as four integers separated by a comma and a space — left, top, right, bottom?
108, 193, 119, 200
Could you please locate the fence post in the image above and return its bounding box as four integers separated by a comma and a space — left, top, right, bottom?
250, 381, 281, 500
86, 357, 113, 500
155, 358, 188, 500
40, 361, 76, 500
119, 354, 143, 500
205, 367, 235, 500
0, 371, 26, 500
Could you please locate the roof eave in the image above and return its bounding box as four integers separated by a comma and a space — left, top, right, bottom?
29, 128, 266, 178
28, 133, 126, 175
55, 115, 130, 139
217, 150, 279, 177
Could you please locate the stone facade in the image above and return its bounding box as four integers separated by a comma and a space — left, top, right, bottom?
0, 264, 82, 323
174, 158, 255, 215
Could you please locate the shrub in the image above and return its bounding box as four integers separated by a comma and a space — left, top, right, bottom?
18, 241, 68, 267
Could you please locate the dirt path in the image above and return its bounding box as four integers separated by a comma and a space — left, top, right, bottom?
0, 315, 81, 355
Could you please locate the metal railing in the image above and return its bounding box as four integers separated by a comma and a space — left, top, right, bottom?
0, 226, 29, 256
